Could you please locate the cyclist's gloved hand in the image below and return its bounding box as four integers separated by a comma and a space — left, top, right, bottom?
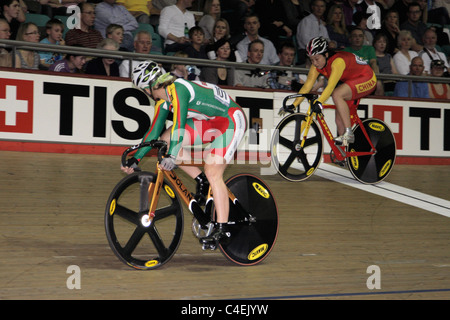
121, 157, 140, 174
311, 100, 323, 114
160, 155, 177, 171
278, 104, 295, 116
125, 157, 139, 169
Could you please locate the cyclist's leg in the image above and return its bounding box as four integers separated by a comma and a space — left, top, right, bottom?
333, 71, 377, 144
201, 107, 246, 244
331, 83, 353, 136
204, 157, 228, 223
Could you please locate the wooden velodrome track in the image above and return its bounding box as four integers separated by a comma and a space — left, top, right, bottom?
0, 150, 449, 300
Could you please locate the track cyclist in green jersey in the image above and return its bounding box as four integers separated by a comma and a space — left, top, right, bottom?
121, 61, 248, 246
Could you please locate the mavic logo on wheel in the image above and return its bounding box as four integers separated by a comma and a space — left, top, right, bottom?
252, 182, 270, 199
350, 149, 359, 170
248, 244, 268, 261
369, 122, 385, 132
0, 79, 34, 133
379, 160, 392, 178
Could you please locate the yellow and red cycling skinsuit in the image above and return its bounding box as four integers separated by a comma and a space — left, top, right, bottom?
294, 51, 377, 106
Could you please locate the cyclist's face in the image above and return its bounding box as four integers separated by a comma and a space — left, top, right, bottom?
150, 86, 167, 101
309, 54, 327, 69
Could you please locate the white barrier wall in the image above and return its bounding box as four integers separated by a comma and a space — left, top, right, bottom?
1, 69, 449, 162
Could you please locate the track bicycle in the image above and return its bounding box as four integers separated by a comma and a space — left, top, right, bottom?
105, 140, 279, 270
271, 93, 396, 184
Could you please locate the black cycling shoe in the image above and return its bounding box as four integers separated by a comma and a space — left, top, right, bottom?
193, 172, 209, 206
200, 223, 231, 250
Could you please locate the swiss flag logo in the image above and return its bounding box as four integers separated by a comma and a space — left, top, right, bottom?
0, 79, 34, 133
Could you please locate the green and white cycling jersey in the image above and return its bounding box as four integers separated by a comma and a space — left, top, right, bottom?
134, 78, 248, 163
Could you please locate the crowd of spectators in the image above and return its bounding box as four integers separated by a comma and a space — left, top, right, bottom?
0, 0, 449, 98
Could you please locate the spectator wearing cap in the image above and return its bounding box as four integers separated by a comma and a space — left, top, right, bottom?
428, 59, 450, 99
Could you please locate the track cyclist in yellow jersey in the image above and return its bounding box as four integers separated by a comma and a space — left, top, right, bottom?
279, 36, 377, 146
121, 61, 247, 246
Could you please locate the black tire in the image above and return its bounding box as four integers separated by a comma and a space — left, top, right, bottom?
105, 172, 184, 270
214, 174, 279, 266
347, 118, 396, 184
271, 113, 323, 181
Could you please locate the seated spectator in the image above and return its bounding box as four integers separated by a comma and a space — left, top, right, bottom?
373, 32, 398, 95
205, 18, 242, 62
94, 0, 138, 52
394, 56, 429, 98
39, 18, 65, 69
296, 0, 329, 65
0, 0, 26, 40
268, 41, 303, 91
184, 26, 208, 59
0, 18, 12, 67
352, 12, 373, 46
390, 0, 412, 25
379, 9, 400, 56
326, 3, 350, 49
170, 51, 200, 81
234, 39, 270, 88
85, 38, 120, 76
65, 2, 103, 49
119, 30, 152, 78
419, 28, 449, 74
49, 50, 87, 73
393, 30, 418, 75
428, 59, 450, 99
198, 0, 221, 42
400, 1, 428, 52
105, 23, 127, 65
158, 0, 195, 53
200, 37, 235, 86
106, 24, 127, 52
343, 27, 379, 73
236, 14, 279, 65
15, 22, 41, 70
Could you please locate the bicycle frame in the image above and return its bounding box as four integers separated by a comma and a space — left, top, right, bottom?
144, 164, 211, 228
138, 155, 251, 230
287, 94, 377, 162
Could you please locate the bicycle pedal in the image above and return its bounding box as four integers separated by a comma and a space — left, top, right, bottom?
201, 241, 217, 251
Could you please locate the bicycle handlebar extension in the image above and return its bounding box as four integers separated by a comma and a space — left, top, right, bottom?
121, 140, 168, 167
